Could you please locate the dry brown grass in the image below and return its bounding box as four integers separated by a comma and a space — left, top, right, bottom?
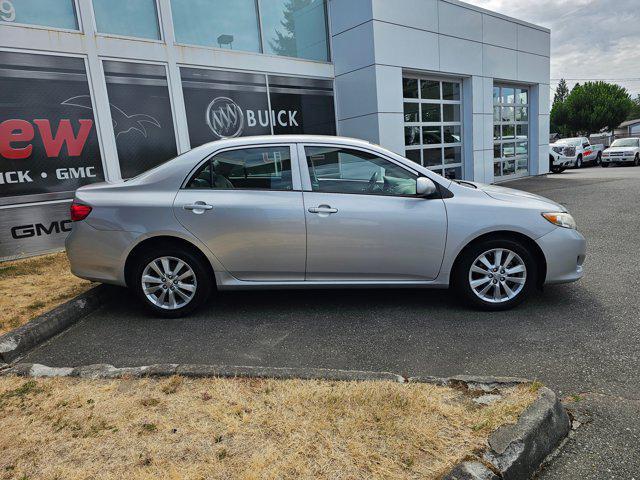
0, 252, 92, 335
0, 376, 538, 480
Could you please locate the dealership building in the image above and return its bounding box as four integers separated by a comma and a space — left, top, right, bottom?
0, 0, 551, 259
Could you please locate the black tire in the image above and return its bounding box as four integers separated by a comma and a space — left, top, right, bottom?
575, 155, 583, 168
550, 166, 565, 174
131, 246, 212, 318
452, 237, 538, 311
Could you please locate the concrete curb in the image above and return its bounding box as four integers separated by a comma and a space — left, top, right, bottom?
0, 285, 118, 363
1, 364, 569, 479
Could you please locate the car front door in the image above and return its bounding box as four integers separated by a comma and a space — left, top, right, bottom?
174, 144, 306, 282
299, 144, 447, 281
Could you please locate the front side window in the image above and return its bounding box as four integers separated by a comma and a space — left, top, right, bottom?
305, 147, 417, 196
0, 0, 78, 29
93, 0, 160, 39
259, 0, 329, 61
187, 146, 293, 191
170, 0, 261, 52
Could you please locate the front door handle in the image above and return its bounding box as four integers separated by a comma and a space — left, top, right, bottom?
184, 202, 213, 214
308, 205, 338, 214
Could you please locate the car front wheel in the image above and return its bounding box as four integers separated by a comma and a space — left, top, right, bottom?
132, 248, 212, 318
453, 238, 538, 311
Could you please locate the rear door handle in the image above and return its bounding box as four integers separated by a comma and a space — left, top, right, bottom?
308, 205, 338, 214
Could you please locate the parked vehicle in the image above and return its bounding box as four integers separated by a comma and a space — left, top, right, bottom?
549, 137, 604, 171
601, 138, 640, 167
66, 136, 586, 316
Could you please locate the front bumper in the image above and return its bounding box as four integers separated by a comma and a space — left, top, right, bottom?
602, 155, 634, 163
552, 155, 574, 167
536, 227, 586, 284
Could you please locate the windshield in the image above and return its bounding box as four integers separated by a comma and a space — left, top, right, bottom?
556, 138, 582, 147
611, 139, 638, 148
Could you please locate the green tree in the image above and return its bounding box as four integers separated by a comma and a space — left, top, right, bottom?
550, 78, 570, 136
626, 94, 640, 121
563, 82, 633, 134
268, 0, 313, 58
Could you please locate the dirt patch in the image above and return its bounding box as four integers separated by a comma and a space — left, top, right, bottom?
0, 252, 92, 335
0, 376, 538, 479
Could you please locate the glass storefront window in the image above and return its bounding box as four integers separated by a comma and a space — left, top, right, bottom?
93, 0, 160, 39
170, 0, 261, 52
259, 0, 329, 61
494, 84, 529, 178
403, 76, 463, 179
0, 0, 78, 30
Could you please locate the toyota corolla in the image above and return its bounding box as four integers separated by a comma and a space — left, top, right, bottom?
66, 135, 586, 317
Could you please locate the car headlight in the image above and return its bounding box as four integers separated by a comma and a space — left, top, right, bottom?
542, 212, 577, 229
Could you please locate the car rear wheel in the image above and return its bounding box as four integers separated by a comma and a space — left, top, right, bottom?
453, 238, 538, 311
132, 248, 212, 318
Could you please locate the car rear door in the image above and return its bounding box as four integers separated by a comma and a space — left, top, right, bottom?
298, 143, 447, 281
174, 144, 306, 282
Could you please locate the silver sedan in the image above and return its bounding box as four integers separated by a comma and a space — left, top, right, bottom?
66, 135, 586, 317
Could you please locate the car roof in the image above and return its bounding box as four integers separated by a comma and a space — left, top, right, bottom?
194, 135, 377, 150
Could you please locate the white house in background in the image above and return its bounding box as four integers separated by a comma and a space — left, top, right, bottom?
615, 119, 640, 137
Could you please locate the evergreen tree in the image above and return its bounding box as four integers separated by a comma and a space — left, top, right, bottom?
269, 0, 314, 58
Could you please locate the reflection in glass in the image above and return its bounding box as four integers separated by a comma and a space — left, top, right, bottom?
405, 126, 420, 146
422, 103, 441, 122
502, 87, 515, 104
501, 107, 515, 122
422, 126, 441, 145
405, 149, 421, 165
494, 162, 501, 177
423, 148, 442, 167
494, 106, 501, 122
444, 147, 461, 164
93, 0, 160, 39
442, 82, 460, 101
516, 89, 528, 105
517, 124, 528, 138
516, 107, 528, 122
494, 125, 501, 140
421, 80, 440, 100
503, 143, 516, 158
403, 102, 419, 122
516, 157, 528, 172
494, 143, 501, 159
493, 86, 500, 105
444, 166, 462, 180
171, 0, 261, 52
443, 104, 460, 122
260, 0, 329, 61
516, 142, 528, 155
502, 159, 516, 175
403, 78, 419, 98
443, 125, 461, 144
502, 124, 515, 139
0, 0, 78, 29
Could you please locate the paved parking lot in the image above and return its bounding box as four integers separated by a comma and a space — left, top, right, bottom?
22, 166, 640, 478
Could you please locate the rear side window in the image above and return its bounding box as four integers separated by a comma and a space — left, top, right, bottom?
186, 146, 293, 191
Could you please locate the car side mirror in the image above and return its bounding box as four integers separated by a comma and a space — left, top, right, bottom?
416, 177, 437, 197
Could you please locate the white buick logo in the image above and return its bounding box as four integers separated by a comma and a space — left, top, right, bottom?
206, 97, 244, 139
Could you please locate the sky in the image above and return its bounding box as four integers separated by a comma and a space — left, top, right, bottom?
464, 0, 640, 99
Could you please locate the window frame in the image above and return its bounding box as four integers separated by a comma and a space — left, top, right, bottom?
493, 83, 530, 179
182, 143, 302, 192
91, 0, 164, 43
296, 143, 425, 198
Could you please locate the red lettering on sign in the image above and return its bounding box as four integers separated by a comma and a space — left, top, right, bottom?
33, 119, 94, 157
0, 119, 34, 160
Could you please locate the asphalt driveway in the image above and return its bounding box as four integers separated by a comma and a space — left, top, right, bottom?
22, 166, 640, 478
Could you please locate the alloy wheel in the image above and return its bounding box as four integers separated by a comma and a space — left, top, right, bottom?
141, 256, 197, 310
468, 248, 527, 304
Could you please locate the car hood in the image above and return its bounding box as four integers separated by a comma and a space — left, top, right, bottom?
462, 182, 566, 211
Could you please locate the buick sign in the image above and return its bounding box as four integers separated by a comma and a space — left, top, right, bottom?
206, 97, 244, 139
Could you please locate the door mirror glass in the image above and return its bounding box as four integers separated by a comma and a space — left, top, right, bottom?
416, 177, 437, 196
